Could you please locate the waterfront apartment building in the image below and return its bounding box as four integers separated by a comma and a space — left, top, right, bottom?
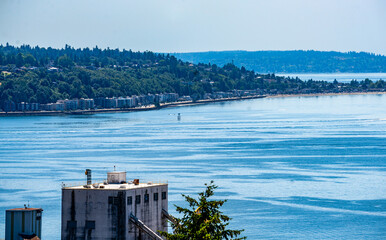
78, 98, 95, 110
61, 171, 168, 240
40, 102, 64, 111
1, 90, 260, 113
61, 99, 79, 111
16, 102, 40, 112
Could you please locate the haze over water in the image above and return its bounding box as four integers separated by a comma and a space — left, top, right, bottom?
1, 94, 385, 239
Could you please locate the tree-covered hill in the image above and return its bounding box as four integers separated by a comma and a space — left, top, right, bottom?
0, 45, 385, 107
171, 50, 386, 73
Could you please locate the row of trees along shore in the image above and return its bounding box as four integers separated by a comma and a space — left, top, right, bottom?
0, 44, 385, 107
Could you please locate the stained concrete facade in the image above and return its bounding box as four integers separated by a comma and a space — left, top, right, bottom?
61, 172, 168, 240
5, 207, 43, 240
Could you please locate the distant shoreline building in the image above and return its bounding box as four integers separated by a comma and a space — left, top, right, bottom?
1, 90, 266, 113
61, 170, 168, 240
5, 206, 43, 240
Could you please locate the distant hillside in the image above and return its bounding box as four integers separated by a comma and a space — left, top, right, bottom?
171, 50, 386, 73
1, 45, 385, 109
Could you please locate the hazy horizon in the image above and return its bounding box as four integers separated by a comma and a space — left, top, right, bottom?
2, 44, 386, 56
1, 0, 385, 54
168, 50, 386, 55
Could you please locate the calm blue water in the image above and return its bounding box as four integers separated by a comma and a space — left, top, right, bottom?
1, 94, 386, 239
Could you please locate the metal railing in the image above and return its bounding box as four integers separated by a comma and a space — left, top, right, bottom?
61, 180, 104, 188
129, 213, 163, 240
61, 179, 168, 188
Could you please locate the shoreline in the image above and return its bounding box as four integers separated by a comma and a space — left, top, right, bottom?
1, 92, 385, 117
0, 95, 265, 117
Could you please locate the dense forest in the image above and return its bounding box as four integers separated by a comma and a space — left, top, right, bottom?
172, 50, 386, 73
0, 45, 385, 107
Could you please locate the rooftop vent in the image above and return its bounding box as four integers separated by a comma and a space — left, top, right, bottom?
107, 171, 126, 184
133, 179, 139, 185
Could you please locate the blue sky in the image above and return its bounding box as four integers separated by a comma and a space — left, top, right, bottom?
0, 0, 385, 54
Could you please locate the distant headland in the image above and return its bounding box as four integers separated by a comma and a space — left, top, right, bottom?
0, 45, 385, 116
171, 50, 386, 73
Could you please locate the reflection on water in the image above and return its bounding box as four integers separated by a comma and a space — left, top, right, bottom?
0, 94, 386, 239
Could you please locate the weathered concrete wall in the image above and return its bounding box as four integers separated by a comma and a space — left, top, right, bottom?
5, 209, 42, 240
61, 184, 168, 240
126, 185, 168, 240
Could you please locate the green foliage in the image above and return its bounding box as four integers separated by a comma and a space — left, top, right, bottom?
57, 54, 74, 68
159, 181, 246, 240
0, 45, 385, 108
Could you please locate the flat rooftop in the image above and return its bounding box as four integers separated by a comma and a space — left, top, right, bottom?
7, 208, 43, 211
62, 182, 167, 190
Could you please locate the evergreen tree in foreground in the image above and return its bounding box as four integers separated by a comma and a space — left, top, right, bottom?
160, 181, 246, 240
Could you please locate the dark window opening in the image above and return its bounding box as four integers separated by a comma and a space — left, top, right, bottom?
85, 220, 95, 229
127, 196, 132, 205
162, 192, 167, 200
154, 192, 158, 201
86, 229, 92, 240
144, 194, 149, 203
135, 195, 141, 204
108, 196, 119, 205
67, 220, 77, 229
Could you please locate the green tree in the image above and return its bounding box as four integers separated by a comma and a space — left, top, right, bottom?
160, 181, 245, 240
24, 54, 37, 66
57, 54, 74, 68
15, 53, 24, 67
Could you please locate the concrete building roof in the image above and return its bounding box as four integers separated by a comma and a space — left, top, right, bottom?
7, 208, 43, 211
62, 182, 167, 190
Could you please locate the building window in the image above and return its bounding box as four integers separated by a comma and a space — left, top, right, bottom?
67, 221, 77, 229
135, 195, 141, 204
162, 192, 167, 200
144, 194, 149, 203
154, 192, 159, 201
127, 196, 132, 205
85, 220, 95, 229
108, 196, 119, 205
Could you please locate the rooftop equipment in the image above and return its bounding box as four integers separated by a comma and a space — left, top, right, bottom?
85, 169, 92, 185
107, 171, 126, 184
133, 179, 139, 185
